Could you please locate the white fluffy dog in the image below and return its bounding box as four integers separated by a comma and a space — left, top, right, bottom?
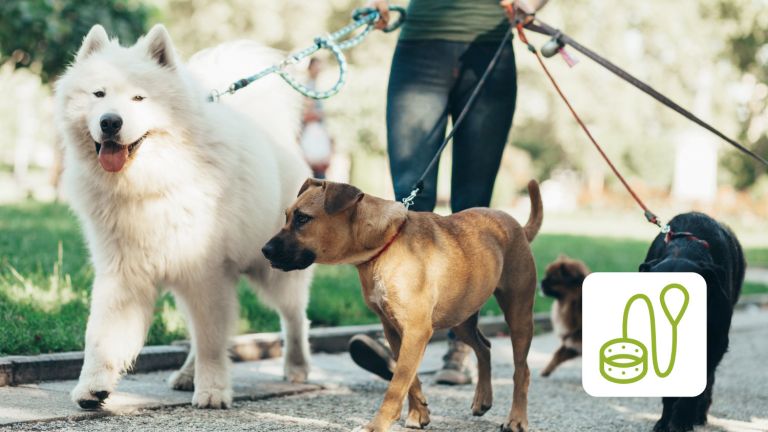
55, 24, 313, 409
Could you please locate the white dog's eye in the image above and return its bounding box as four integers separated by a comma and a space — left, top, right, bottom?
132, 95, 145, 102
93, 90, 105, 98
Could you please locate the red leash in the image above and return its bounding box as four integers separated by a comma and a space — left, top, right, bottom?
506, 4, 661, 228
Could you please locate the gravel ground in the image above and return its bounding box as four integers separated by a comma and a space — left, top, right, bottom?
6, 309, 767, 432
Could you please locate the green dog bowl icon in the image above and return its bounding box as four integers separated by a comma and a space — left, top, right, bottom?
599, 338, 648, 384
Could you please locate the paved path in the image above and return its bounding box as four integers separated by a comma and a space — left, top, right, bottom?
3, 309, 767, 432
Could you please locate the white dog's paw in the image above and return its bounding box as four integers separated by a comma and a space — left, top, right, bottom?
192, 387, 232, 409
284, 361, 309, 383
71, 380, 112, 410
168, 369, 195, 391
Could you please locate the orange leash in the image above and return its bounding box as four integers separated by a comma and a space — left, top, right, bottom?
506, 6, 661, 227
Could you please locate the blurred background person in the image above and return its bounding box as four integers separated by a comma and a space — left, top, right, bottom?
299, 58, 334, 179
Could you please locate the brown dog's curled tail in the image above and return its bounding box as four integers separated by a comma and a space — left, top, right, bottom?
524, 180, 543, 242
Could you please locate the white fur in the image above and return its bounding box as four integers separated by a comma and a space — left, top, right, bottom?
55, 24, 313, 409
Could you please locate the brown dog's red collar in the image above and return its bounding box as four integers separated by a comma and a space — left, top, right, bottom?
360, 219, 407, 266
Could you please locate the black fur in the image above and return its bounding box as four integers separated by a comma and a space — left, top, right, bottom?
639, 212, 745, 432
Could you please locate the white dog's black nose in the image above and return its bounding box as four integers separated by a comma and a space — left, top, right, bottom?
100, 113, 123, 136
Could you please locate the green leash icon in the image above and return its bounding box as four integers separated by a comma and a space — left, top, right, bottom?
599, 283, 689, 384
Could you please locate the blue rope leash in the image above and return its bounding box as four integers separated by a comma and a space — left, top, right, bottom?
208, 6, 406, 102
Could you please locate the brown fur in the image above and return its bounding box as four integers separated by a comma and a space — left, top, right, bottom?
263, 179, 544, 432
539, 255, 589, 377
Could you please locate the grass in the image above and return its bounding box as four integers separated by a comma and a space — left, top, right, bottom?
1, 201, 767, 356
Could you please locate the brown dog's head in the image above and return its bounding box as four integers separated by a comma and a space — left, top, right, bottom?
541, 255, 590, 300
261, 179, 407, 271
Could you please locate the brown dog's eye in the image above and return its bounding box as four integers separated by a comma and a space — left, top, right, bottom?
293, 212, 312, 229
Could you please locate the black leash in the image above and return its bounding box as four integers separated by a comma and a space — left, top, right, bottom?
402, 29, 512, 209
525, 19, 768, 168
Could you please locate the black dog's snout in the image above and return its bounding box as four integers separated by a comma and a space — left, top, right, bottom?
99, 113, 123, 135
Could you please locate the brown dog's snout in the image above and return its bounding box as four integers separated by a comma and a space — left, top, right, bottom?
262, 232, 316, 272
540, 278, 559, 298
261, 237, 281, 260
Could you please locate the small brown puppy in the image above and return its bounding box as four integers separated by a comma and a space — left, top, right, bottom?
262, 178, 543, 432
539, 255, 589, 377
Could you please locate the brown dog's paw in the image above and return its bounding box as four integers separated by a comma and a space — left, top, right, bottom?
354, 421, 390, 432
471, 391, 492, 416
405, 405, 431, 429
500, 419, 528, 432
472, 402, 492, 417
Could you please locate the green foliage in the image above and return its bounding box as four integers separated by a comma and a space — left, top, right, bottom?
0, 290, 87, 355
721, 136, 768, 190
0, 0, 154, 83
708, 0, 768, 187
307, 265, 378, 327
512, 118, 568, 180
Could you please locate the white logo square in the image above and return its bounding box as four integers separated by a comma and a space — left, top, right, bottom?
582, 272, 707, 397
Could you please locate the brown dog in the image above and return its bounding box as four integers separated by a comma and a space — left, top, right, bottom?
262, 178, 543, 432
539, 255, 588, 377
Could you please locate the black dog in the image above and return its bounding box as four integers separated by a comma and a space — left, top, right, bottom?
639, 212, 745, 432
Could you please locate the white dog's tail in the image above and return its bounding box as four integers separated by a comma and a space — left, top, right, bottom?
187, 41, 302, 148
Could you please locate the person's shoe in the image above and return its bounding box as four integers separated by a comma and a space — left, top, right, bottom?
348, 334, 395, 381
434, 339, 474, 385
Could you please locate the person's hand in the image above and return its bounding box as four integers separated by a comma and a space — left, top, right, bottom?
366, 0, 390, 30
500, 0, 516, 21
500, 0, 549, 15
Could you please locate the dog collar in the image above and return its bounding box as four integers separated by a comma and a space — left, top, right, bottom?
360, 219, 407, 266
664, 229, 710, 249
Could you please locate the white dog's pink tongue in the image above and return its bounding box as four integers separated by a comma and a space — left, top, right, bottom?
98, 144, 128, 172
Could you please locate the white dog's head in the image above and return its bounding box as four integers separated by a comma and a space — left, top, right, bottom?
56, 24, 198, 177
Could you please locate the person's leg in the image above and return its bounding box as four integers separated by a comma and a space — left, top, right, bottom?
449, 40, 518, 212
434, 40, 518, 386
387, 40, 457, 211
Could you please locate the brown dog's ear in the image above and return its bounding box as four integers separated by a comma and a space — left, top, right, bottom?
355, 199, 407, 249
298, 178, 323, 197
323, 182, 363, 214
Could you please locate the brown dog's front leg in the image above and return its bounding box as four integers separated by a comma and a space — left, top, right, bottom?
364, 327, 433, 432
381, 321, 430, 429
541, 345, 579, 377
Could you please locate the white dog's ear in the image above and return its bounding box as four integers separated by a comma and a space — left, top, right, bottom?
143, 24, 177, 68
76, 25, 109, 62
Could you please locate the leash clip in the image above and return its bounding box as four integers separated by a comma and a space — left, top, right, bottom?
401, 187, 419, 210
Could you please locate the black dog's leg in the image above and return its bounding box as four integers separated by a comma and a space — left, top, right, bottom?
694, 372, 714, 425
653, 397, 676, 432
667, 397, 697, 432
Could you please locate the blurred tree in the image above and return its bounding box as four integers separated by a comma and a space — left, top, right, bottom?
707, 0, 768, 189
0, 0, 154, 84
